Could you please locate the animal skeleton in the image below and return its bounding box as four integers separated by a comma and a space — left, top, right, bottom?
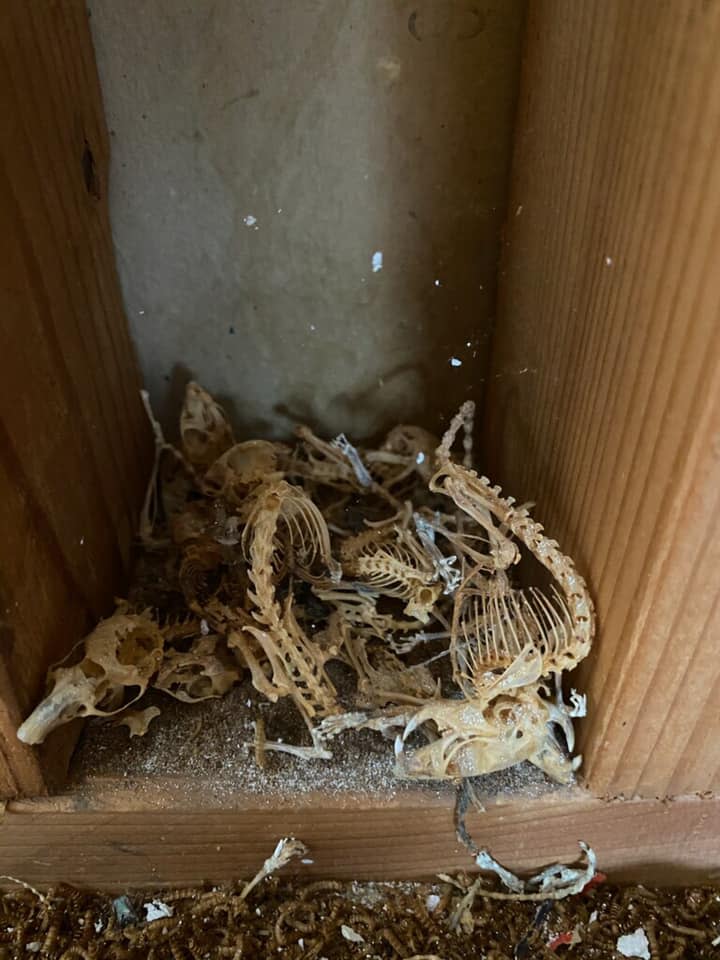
18, 385, 595, 797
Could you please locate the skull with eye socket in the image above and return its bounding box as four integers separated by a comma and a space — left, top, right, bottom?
17, 613, 164, 745
393, 683, 579, 785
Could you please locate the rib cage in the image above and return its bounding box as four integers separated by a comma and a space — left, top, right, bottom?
242, 481, 339, 719
341, 526, 441, 622
452, 583, 575, 695
432, 404, 595, 677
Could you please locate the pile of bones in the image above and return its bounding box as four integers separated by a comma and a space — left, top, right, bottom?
19, 383, 595, 791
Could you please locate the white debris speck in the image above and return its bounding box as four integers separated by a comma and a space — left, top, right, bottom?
465, 341, 472, 347
144, 900, 174, 922
301, 858, 314, 864
79, 537, 85, 545
371, 251, 383, 272
712, 932, 720, 946
26, 944, 41, 953
434, 279, 441, 286
246, 699, 252, 708
589, 910, 598, 924
200, 618, 210, 636
256, 907, 262, 916
605, 255, 613, 266
138, 309, 145, 315
516, 204, 523, 216
341, 924, 365, 943
277, 208, 283, 213
310, 324, 316, 331
616, 928, 650, 959
416, 452, 425, 464
298, 938, 305, 949
450, 357, 462, 367
243, 215, 257, 226
426, 893, 440, 912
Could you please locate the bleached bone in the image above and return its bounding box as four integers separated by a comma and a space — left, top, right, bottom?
180, 381, 234, 469
155, 634, 240, 702
17, 613, 164, 744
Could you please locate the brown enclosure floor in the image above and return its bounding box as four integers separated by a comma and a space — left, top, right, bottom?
1, 877, 718, 959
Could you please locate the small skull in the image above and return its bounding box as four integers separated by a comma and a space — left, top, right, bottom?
17, 613, 164, 745
155, 635, 239, 702
180, 381, 234, 469
394, 684, 577, 784
202, 441, 283, 505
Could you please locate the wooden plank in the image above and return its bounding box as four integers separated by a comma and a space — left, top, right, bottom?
1, 784, 718, 889
0, 1, 152, 795
485, 0, 720, 797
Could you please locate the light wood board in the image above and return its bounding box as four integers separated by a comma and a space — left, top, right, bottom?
1, 784, 718, 890
486, 0, 720, 797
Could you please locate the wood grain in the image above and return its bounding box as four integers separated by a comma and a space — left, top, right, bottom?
485, 0, 720, 797
2, 784, 718, 889
0, 1, 152, 795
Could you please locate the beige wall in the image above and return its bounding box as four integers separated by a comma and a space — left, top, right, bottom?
89, 1, 525, 439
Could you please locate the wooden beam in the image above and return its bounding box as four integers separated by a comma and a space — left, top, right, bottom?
1, 782, 718, 889
485, 0, 720, 797
0, 1, 152, 794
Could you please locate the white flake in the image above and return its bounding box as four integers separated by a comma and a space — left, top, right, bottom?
416, 452, 425, 464
616, 928, 650, 959
434, 279, 441, 286
200, 619, 210, 636
243, 215, 257, 227
25, 943, 41, 953
450, 357, 462, 367
94, 919, 104, 933
371, 251, 383, 272
426, 893, 440, 912
605, 255, 613, 266
341, 924, 365, 943
144, 900, 174, 922
589, 910, 598, 924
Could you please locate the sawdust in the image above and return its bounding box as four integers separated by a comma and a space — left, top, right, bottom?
68, 675, 560, 807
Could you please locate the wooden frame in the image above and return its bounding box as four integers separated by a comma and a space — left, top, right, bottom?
484, 0, 720, 799
0, 0, 152, 796
2, 784, 718, 889
1, 0, 719, 885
